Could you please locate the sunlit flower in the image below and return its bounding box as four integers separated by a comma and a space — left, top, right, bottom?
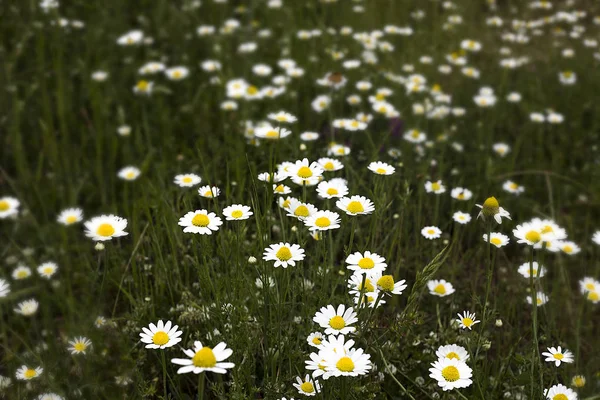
346, 251, 387, 274
436, 344, 470, 361
542, 346, 574, 367
336, 195, 375, 216
57, 208, 83, 225
527, 291, 549, 307
317, 179, 349, 199
517, 261, 546, 279
174, 174, 202, 187
178, 210, 222, 235
293, 374, 320, 396
68, 337, 92, 354
453, 211, 472, 224
304, 210, 341, 231
0, 196, 20, 219
140, 320, 183, 349
171, 341, 234, 374
84, 215, 128, 241
263, 242, 305, 268
421, 226, 442, 240
483, 232, 510, 248
14, 299, 39, 316
15, 365, 43, 380
429, 357, 472, 391
450, 187, 473, 201
313, 305, 357, 335
476, 197, 511, 224
37, 262, 58, 279
198, 185, 221, 198
456, 311, 480, 330
428, 279, 455, 297
118, 166, 141, 181
368, 161, 395, 175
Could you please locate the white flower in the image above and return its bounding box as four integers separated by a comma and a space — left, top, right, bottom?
116, 30, 143, 46
178, 210, 222, 235
435, 344, 470, 362
14, 299, 39, 316
37, 262, 58, 279
316, 179, 349, 199
456, 311, 480, 330
450, 187, 473, 200
222, 204, 253, 221
527, 291, 549, 307
452, 212, 471, 224
15, 365, 43, 380
336, 195, 375, 216
286, 199, 317, 220
198, 185, 221, 198
304, 210, 341, 231
544, 384, 577, 400
427, 279, 455, 297
174, 174, 202, 187
118, 166, 141, 181
542, 346, 574, 367
345, 251, 387, 274
313, 305, 357, 335
68, 337, 92, 354
140, 320, 183, 349
57, 208, 83, 225
317, 158, 344, 172
307, 332, 324, 348
268, 111, 297, 124
293, 374, 320, 396
368, 161, 395, 175
171, 341, 234, 374
262, 243, 305, 268
517, 261, 546, 279
483, 232, 510, 248
255, 125, 292, 140
165, 66, 190, 81
421, 226, 442, 240
429, 358, 473, 391
84, 215, 128, 241
0, 278, 10, 298
0, 196, 20, 219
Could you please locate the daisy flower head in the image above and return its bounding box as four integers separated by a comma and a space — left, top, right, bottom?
300, 131, 320, 142
133, 80, 153, 95
174, 173, 202, 187
286, 199, 318, 220
542, 346, 574, 367
376, 275, 407, 295
592, 231, 600, 245
571, 375, 586, 388
527, 291, 549, 307
273, 183, 292, 195
579, 277, 599, 295
57, 208, 83, 225
404, 129, 427, 143
428, 279, 455, 297
178, 210, 222, 235
222, 204, 253, 221
255, 125, 292, 140
304, 210, 341, 232
0, 278, 10, 298
171, 341, 234, 374
321, 336, 372, 378
259, 171, 287, 183
558, 241, 581, 255
15, 365, 43, 380
37, 262, 58, 279
483, 232, 510, 248
317, 157, 344, 172
453, 211, 472, 224
118, 166, 141, 181
68, 337, 92, 354
476, 197, 511, 224
307, 332, 324, 348
0, 196, 20, 219
518, 261, 546, 279
12, 265, 32, 280
268, 111, 297, 124
425, 180, 446, 194
367, 161, 395, 176
513, 222, 544, 246
117, 30, 143, 46
140, 320, 183, 349
503, 180, 525, 195
262, 242, 305, 268
198, 185, 221, 198
451, 187, 473, 201
346, 251, 387, 274
421, 226, 442, 240
316, 179, 349, 199
14, 298, 39, 316
293, 374, 320, 396
313, 304, 357, 335
336, 195, 375, 216
84, 215, 128, 241
287, 158, 323, 186
493, 143, 511, 157
456, 311, 480, 330
545, 383, 577, 400
429, 358, 473, 391
436, 344, 470, 362
37, 393, 64, 400
165, 66, 190, 81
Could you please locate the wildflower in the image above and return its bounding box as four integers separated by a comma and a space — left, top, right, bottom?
316, 179, 348, 199
286, 158, 323, 186
307, 332, 324, 348
427, 279, 455, 297
558, 241, 580, 255
140, 320, 183, 349
255, 125, 292, 140
483, 232, 510, 248
286, 199, 317, 220
421, 226, 442, 240
542, 346, 574, 367
174, 174, 202, 187
165, 66, 189, 81
37, 394, 64, 400
84, 215, 128, 241
453, 212, 472, 224
56, 208, 83, 225
456, 311, 480, 330
503, 180, 525, 195
68, 337, 92, 354
293, 374, 320, 396
268, 111, 297, 124
476, 197, 511, 224
133, 80, 153, 95
0, 278, 10, 298
518, 261, 546, 278
37, 262, 58, 279
317, 158, 344, 172
273, 184, 292, 195
429, 358, 473, 391
336, 195, 375, 216
527, 291, 549, 307
436, 344, 470, 361
15, 366, 43, 380
313, 305, 357, 335
304, 210, 341, 231
198, 185, 221, 198
544, 384, 577, 400
12, 265, 32, 280
404, 129, 427, 143
263, 242, 305, 268
376, 275, 407, 295
571, 375, 586, 388
116, 30, 143, 45
451, 187, 473, 200
346, 251, 387, 274
178, 210, 222, 235
513, 222, 543, 245
368, 161, 395, 175
0, 196, 20, 219
321, 335, 371, 378
222, 204, 253, 221
171, 341, 234, 374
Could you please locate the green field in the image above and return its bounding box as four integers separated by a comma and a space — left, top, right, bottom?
1, 0, 600, 399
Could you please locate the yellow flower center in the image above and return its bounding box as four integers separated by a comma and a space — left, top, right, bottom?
136, 80, 149, 91
0, 201, 9, 211
74, 342, 87, 352
66, 215, 78, 224
323, 162, 335, 170
126, 172, 136, 179
274, 184, 286, 193
585, 283, 595, 290
192, 214, 210, 227
541, 225, 553, 234
462, 318, 474, 327
231, 210, 243, 219
377, 275, 395, 292
376, 168, 386, 174
441, 366, 460, 382
297, 166, 313, 178
427, 229, 435, 235
553, 353, 564, 360
315, 217, 331, 228
446, 352, 460, 360
96, 223, 115, 237
525, 230, 541, 243
329, 315, 346, 330
265, 130, 279, 138
359, 279, 375, 292
300, 381, 315, 393
482, 196, 499, 216
553, 395, 568, 400
246, 86, 258, 95
588, 291, 599, 301
509, 183, 518, 190
173, 71, 182, 79
563, 245, 573, 253
282, 199, 291, 208
490, 237, 502, 245
311, 337, 321, 345
431, 182, 441, 191
351, 120, 359, 128
276, 246, 292, 261
43, 267, 54, 275
326, 188, 338, 195
411, 130, 420, 138
16, 270, 29, 279
346, 201, 364, 214
294, 205, 309, 217
358, 258, 375, 269
182, 177, 193, 183
573, 377, 585, 387
152, 331, 170, 345
375, 93, 385, 101
434, 284, 446, 295
24, 369, 37, 379
336, 356, 355, 372
192, 347, 217, 368
204, 190, 213, 197
537, 297, 543, 305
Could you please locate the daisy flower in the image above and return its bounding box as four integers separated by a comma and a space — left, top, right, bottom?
316, 180, 349, 199
456, 311, 480, 330
517, 261, 546, 278
37, 262, 58, 279
336, 195, 375, 216
222, 204, 253, 221
165, 66, 189, 81
171, 341, 234, 374
117, 166, 141, 181
429, 358, 473, 391
376, 275, 407, 295
544, 384, 577, 400
527, 291, 549, 307
579, 277, 599, 295
68, 337, 92, 354
0, 278, 10, 298
558, 241, 580, 255
542, 346, 574, 367
513, 222, 544, 246
428, 279, 455, 297
476, 197, 511, 224
304, 210, 341, 231
436, 344, 470, 362
346, 251, 387, 274
178, 210, 222, 235
15, 366, 43, 380
57, 208, 83, 225
286, 199, 318, 220
592, 231, 600, 245
263, 242, 305, 268
404, 129, 427, 143
133, 80, 153, 95
305, 352, 328, 379
321, 340, 371, 378
268, 111, 297, 123
140, 320, 183, 349
317, 157, 344, 172
450, 187, 473, 201
425, 180, 446, 194
37, 393, 64, 400
293, 375, 320, 396
307, 332, 324, 348
255, 125, 292, 140
493, 143, 511, 157
12, 265, 32, 280
286, 158, 323, 186
273, 184, 292, 195
368, 161, 395, 175
174, 174, 202, 187
0, 196, 20, 219
421, 226, 442, 240
116, 30, 143, 45
453, 211, 471, 224
84, 215, 128, 241
198, 185, 221, 198
571, 375, 586, 388
313, 304, 357, 335
503, 180, 525, 195
259, 172, 286, 183
483, 232, 510, 248
14, 299, 39, 316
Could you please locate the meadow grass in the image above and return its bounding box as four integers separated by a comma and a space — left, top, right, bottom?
1, 0, 600, 399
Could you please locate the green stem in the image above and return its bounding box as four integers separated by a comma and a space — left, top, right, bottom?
198, 372, 205, 400
161, 351, 168, 399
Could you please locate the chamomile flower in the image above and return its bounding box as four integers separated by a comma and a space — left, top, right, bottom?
476, 197, 511, 224
171, 341, 234, 374
527, 291, 549, 307
37, 262, 58, 279
429, 358, 473, 391
571, 375, 586, 388
421, 226, 442, 240
542, 346, 574, 367
451, 187, 473, 200
268, 111, 297, 124
68, 337, 92, 354
518, 261, 546, 278
316, 180, 349, 199
263, 242, 305, 268
453, 211, 472, 224
12, 265, 32, 280
14, 299, 39, 316
483, 232, 510, 248
37, 393, 64, 400
140, 320, 183, 349
513, 222, 543, 246
57, 208, 83, 225
178, 210, 222, 235
592, 231, 600, 245
404, 129, 427, 143
367, 161, 395, 175
198, 185, 221, 198
0, 279, 10, 298
320, 336, 371, 378
503, 180, 525, 195
376, 275, 407, 295
116, 30, 143, 46
313, 304, 357, 335
304, 210, 341, 231
346, 251, 387, 274
118, 167, 140, 181
286, 199, 318, 220
336, 195, 374, 216
428, 279, 455, 297
544, 384, 577, 400
255, 125, 292, 140
579, 277, 599, 295
133, 80, 153, 95
317, 158, 344, 172
165, 66, 189, 81
287, 159, 323, 186
456, 311, 480, 330
425, 180, 446, 194
0, 196, 20, 219
559, 241, 580, 255
174, 174, 202, 187
273, 184, 292, 195
84, 215, 128, 241
436, 344, 470, 362
222, 204, 253, 221
493, 143, 511, 157
293, 375, 320, 396
307, 332, 324, 348
15, 366, 43, 380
